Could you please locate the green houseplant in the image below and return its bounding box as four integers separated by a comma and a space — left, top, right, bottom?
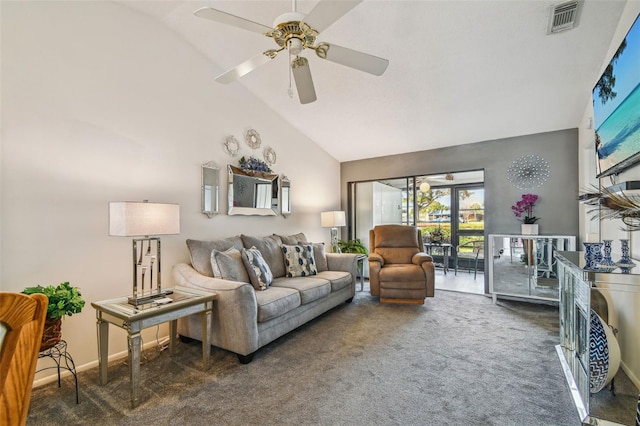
337, 239, 368, 281
337, 239, 368, 255
23, 281, 85, 351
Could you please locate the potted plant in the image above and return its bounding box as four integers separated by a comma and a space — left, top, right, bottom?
337, 238, 368, 255
22, 281, 85, 351
430, 227, 445, 244
512, 193, 539, 234
338, 239, 368, 282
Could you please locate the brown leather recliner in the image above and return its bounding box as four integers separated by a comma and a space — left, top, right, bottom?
368, 225, 435, 304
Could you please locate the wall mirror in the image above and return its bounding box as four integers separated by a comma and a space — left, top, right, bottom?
281, 175, 291, 217
202, 161, 219, 218
228, 165, 279, 216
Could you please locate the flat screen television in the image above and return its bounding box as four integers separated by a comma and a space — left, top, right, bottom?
593, 14, 640, 178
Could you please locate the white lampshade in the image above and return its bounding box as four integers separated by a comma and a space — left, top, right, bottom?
109, 201, 180, 237
420, 182, 431, 192
321, 211, 346, 228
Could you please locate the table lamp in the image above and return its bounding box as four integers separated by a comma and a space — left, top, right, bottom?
321, 211, 346, 253
109, 201, 180, 306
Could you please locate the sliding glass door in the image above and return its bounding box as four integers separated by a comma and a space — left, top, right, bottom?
348, 170, 484, 285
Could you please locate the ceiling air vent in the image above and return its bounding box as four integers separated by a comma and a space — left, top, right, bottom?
547, 1, 580, 34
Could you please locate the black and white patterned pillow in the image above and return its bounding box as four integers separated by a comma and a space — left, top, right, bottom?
241, 247, 273, 290
282, 244, 317, 278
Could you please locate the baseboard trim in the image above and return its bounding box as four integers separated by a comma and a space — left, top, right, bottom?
33, 336, 170, 388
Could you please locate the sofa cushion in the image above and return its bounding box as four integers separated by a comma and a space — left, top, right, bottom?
187, 236, 244, 277
308, 242, 328, 272
315, 270, 352, 293
272, 277, 331, 304
241, 247, 274, 290
241, 235, 286, 278
210, 248, 249, 283
254, 287, 301, 323
380, 264, 425, 283
282, 244, 317, 277
277, 232, 307, 245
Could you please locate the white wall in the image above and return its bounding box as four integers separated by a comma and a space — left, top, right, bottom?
577, 2, 640, 388
1, 1, 341, 381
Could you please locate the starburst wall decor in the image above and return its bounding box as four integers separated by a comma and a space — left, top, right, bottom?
507, 155, 550, 189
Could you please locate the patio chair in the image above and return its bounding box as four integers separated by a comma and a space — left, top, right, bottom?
455, 240, 484, 279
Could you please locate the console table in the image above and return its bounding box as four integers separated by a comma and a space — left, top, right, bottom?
555, 251, 639, 425
488, 234, 575, 302
92, 286, 216, 408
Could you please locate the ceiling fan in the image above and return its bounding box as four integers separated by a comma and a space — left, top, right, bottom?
194, 0, 389, 104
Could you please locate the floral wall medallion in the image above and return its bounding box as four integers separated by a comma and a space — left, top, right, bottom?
507, 154, 550, 189
223, 136, 240, 157
245, 129, 261, 149
263, 146, 277, 165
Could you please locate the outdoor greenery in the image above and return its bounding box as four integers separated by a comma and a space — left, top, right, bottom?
22, 281, 85, 319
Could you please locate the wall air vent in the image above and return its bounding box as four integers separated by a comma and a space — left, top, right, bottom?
547, 1, 580, 34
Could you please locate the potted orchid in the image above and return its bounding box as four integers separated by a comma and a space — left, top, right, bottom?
512, 193, 539, 234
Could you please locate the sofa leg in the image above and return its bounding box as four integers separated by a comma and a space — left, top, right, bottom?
345, 297, 354, 303
178, 334, 195, 344
237, 352, 256, 364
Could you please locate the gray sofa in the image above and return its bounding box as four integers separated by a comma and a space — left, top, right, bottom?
172, 233, 358, 363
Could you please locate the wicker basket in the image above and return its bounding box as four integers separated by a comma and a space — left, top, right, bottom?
40, 317, 62, 352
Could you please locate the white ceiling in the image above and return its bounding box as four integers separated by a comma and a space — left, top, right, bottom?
119, 0, 626, 162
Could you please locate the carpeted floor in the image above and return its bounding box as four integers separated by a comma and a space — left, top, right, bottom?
28, 288, 583, 425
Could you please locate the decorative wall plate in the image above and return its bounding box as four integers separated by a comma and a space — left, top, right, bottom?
223, 136, 240, 157
263, 146, 277, 165
506, 155, 550, 189
245, 129, 261, 149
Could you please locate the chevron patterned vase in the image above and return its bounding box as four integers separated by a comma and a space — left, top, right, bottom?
589, 309, 621, 393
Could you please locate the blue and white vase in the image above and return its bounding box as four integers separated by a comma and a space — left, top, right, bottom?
583, 242, 603, 270
618, 239, 636, 267
598, 240, 617, 269
589, 309, 620, 393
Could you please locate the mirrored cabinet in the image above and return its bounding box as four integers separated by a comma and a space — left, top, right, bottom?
489, 234, 576, 302
555, 251, 639, 425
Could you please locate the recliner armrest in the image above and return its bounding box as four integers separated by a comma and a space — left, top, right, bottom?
412, 252, 433, 265
368, 253, 384, 267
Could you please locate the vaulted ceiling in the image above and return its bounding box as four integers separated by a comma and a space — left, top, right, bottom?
120, 0, 626, 162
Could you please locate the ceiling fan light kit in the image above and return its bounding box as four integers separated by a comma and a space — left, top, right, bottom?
194, 0, 389, 104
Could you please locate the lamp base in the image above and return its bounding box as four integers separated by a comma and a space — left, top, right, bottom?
128, 289, 174, 307
330, 227, 341, 253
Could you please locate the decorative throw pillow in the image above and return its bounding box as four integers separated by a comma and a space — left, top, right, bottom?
210, 248, 249, 283
241, 235, 286, 278
277, 232, 308, 245
282, 244, 318, 278
186, 237, 244, 277
307, 242, 328, 272
241, 247, 273, 290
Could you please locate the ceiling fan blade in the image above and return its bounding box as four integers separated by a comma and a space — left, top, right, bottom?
291, 56, 317, 104
318, 42, 389, 76
303, 0, 362, 33
215, 52, 274, 84
194, 7, 272, 35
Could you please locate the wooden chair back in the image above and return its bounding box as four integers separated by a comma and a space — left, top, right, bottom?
0, 292, 48, 426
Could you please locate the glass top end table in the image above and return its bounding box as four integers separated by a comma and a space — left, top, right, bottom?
92, 286, 216, 408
